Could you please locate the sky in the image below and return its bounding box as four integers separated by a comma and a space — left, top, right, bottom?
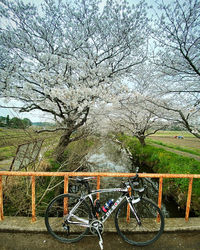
0, 99, 51, 122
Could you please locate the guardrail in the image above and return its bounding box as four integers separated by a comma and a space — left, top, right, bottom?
0, 171, 200, 223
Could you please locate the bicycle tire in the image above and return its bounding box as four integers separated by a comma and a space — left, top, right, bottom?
45, 193, 92, 243
115, 197, 164, 246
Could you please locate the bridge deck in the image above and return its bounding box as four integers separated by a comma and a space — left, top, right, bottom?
0, 216, 200, 233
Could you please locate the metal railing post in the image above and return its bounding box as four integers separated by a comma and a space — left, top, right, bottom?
126, 187, 131, 223
31, 176, 36, 222
96, 176, 101, 199
0, 176, 3, 221
185, 177, 193, 221
158, 177, 163, 209
157, 177, 163, 222
64, 175, 69, 215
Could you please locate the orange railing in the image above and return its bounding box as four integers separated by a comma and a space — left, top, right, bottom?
0, 171, 200, 223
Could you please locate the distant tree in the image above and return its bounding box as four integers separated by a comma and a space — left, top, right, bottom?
147, 97, 200, 139
9, 117, 22, 128
8, 117, 32, 128
0, 0, 150, 160
22, 118, 32, 128
6, 115, 10, 126
0, 116, 6, 127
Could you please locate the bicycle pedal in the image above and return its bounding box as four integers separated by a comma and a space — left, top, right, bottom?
99, 239, 103, 250
63, 224, 70, 235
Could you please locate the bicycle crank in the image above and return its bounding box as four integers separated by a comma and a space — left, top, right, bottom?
90, 220, 104, 235
90, 220, 104, 250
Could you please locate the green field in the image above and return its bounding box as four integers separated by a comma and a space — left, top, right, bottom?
148, 131, 200, 156
0, 128, 60, 161
150, 130, 195, 137
147, 138, 200, 156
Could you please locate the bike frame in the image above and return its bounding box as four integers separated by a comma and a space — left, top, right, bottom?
66, 186, 141, 227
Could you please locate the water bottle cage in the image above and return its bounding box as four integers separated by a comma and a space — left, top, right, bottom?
94, 199, 101, 213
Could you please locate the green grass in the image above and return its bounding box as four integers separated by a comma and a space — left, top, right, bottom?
0, 146, 16, 161
147, 138, 200, 157
0, 128, 61, 147
0, 128, 61, 161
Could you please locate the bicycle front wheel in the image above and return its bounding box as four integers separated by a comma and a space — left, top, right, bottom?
115, 197, 164, 246
45, 193, 92, 243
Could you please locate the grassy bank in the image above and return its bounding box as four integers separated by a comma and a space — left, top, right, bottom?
118, 134, 200, 215
44, 136, 99, 171
0, 146, 16, 161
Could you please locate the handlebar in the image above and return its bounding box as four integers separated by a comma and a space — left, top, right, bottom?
74, 174, 144, 194
128, 174, 144, 193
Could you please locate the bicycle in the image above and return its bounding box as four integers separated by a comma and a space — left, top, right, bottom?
45, 171, 165, 249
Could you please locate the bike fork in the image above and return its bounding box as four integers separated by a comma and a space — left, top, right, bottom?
128, 199, 142, 226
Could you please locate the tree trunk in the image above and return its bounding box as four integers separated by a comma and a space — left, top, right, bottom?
137, 136, 146, 146
54, 130, 72, 162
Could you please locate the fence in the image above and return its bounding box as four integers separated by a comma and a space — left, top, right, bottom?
0, 171, 200, 223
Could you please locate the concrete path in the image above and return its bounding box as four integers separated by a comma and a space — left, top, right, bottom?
0, 217, 200, 249
0, 231, 200, 250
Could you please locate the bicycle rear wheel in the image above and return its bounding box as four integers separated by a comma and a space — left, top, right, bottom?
45, 193, 92, 243
115, 197, 164, 246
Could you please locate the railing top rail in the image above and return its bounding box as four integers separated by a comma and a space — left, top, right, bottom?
0, 171, 200, 178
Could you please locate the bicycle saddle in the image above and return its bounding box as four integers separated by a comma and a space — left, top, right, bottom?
76, 177, 95, 183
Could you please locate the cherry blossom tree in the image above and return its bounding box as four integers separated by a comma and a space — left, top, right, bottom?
151, 0, 200, 138
147, 95, 200, 139
0, 0, 150, 160
154, 0, 200, 84
129, 62, 200, 139
95, 93, 167, 146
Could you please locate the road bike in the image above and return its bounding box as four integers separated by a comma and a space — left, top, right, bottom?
45, 170, 165, 249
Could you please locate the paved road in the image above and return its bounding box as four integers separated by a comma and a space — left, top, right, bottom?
0, 231, 200, 250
